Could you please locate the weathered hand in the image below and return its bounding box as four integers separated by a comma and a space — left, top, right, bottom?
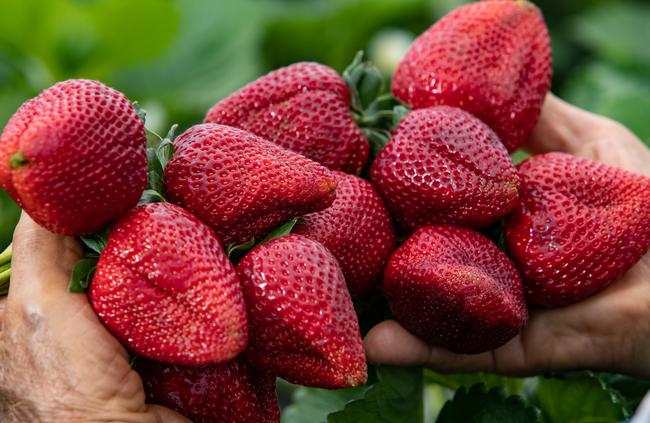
364, 94, 650, 378
0, 214, 191, 423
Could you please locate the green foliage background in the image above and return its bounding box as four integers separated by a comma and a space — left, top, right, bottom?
0, 0, 649, 420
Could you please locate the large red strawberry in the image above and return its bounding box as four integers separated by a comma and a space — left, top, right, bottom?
392, 0, 552, 152
89, 202, 248, 365
506, 152, 650, 307
165, 124, 337, 246
0, 79, 147, 235
294, 171, 396, 297
137, 358, 279, 423
205, 62, 369, 174
236, 234, 367, 388
371, 106, 519, 231
383, 225, 527, 354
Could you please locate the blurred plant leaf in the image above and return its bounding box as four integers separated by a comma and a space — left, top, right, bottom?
327, 366, 423, 423
436, 383, 541, 423
0, 190, 20, 250
562, 62, 650, 145
425, 370, 528, 397
536, 372, 627, 423
570, 2, 650, 74
261, 0, 432, 72
282, 385, 370, 423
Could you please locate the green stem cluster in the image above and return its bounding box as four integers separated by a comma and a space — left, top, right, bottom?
0, 244, 12, 295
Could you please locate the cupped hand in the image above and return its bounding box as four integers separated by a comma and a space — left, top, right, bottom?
0, 215, 191, 423
364, 93, 650, 378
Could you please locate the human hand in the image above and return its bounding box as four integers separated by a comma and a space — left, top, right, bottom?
0, 214, 191, 423
364, 93, 650, 378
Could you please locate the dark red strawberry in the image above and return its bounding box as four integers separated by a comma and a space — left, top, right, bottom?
89, 202, 248, 365
0, 79, 147, 235
294, 171, 396, 297
236, 234, 367, 388
164, 124, 337, 246
137, 358, 279, 423
371, 106, 519, 232
506, 152, 650, 307
205, 62, 369, 174
383, 225, 527, 354
392, 0, 552, 152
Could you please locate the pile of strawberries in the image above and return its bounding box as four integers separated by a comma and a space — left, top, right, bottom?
1, 1, 650, 422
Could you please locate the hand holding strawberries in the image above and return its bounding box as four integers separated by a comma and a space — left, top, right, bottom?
0, 214, 191, 423
364, 93, 650, 378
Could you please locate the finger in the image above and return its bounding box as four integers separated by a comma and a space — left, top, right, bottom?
6, 213, 82, 315
525, 93, 605, 155
146, 405, 193, 423
364, 320, 495, 373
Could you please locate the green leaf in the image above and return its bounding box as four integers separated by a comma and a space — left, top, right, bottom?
68, 258, 97, 293
436, 384, 541, 423
139, 189, 166, 205
80, 231, 108, 256
327, 366, 423, 423
425, 370, 527, 397
282, 384, 370, 423
259, 218, 299, 245
536, 372, 627, 423
599, 373, 650, 415
225, 237, 256, 264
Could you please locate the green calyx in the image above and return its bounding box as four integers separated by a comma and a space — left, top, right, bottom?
67, 230, 109, 293
140, 123, 178, 205
9, 151, 28, 169
342, 51, 411, 156
226, 218, 300, 265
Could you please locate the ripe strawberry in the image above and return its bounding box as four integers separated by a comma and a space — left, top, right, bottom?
0, 79, 147, 235
236, 234, 367, 388
136, 358, 279, 423
165, 124, 337, 246
89, 202, 248, 365
370, 106, 519, 231
383, 225, 527, 354
506, 152, 650, 307
294, 171, 396, 297
392, 0, 552, 152
205, 62, 369, 174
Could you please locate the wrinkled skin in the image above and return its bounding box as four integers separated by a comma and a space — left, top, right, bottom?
365, 94, 650, 378
0, 215, 190, 423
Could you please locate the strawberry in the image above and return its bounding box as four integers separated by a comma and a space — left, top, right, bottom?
506, 152, 650, 307
383, 225, 527, 354
204, 62, 369, 174
294, 171, 396, 297
392, 0, 552, 152
370, 106, 519, 232
164, 124, 337, 246
0, 79, 147, 235
89, 202, 248, 365
136, 358, 279, 423
236, 234, 367, 388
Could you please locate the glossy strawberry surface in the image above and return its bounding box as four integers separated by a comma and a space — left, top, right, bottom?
384, 225, 527, 354
137, 358, 279, 423
164, 124, 337, 246
392, 0, 551, 152
89, 202, 248, 365
371, 106, 519, 231
236, 234, 367, 388
294, 171, 396, 297
0, 79, 147, 235
205, 62, 368, 174
506, 152, 650, 307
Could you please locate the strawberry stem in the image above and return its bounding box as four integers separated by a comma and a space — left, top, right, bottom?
0, 244, 11, 265
0, 268, 10, 295
9, 151, 28, 169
